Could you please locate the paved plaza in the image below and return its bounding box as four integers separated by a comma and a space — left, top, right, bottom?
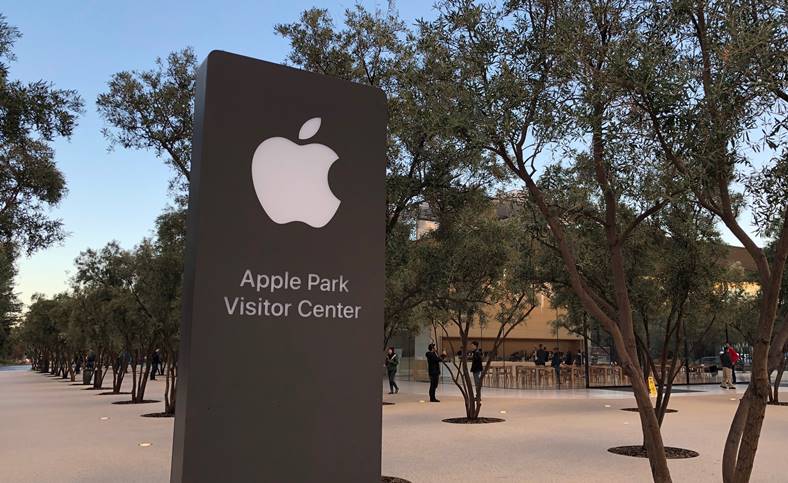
2, 366, 788, 482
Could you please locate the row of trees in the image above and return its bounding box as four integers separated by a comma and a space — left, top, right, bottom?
18, 209, 183, 413
419, 1, 787, 481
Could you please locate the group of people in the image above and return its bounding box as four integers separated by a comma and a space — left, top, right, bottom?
532, 344, 584, 369
386, 342, 592, 402
383, 340, 745, 401
385, 343, 452, 402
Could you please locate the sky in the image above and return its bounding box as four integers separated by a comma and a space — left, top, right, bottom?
2, 1, 433, 307
1, 1, 768, 307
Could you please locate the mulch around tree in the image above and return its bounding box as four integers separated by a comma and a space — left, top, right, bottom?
608, 446, 699, 459
382, 402, 395, 406
768, 401, 788, 406
382, 477, 412, 483
70, 383, 88, 386
82, 387, 104, 391
141, 412, 174, 418
442, 417, 505, 424
112, 400, 160, 405
97, 391, 131, 396
621, 407, 678, 413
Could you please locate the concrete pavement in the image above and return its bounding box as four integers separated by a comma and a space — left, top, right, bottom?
2, 367, 787, 482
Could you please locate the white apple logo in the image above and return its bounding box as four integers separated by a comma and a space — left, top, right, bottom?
251, 117, 340, 228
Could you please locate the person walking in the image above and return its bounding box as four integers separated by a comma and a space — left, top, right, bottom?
726, 342, 740, 385
150, 349, 161, 381
470, 341, 483, 400
385, 347, 399, 394
720, 347, 735, 389
426, 343, 445, 402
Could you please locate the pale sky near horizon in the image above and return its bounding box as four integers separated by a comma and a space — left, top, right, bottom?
2, 1, 766, 308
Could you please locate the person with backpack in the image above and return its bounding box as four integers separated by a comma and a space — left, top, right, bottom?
385, 347, 399, 394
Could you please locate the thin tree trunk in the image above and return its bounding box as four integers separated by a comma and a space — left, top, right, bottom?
771, 364, 785, 404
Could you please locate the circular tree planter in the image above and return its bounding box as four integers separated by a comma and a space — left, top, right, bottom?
141, 412, 174, 418
382, 402, 395, 406
97, 391, 131, 396
82, 387, 105, 391
112, 400, 160, 405
768, 402, 788, 406
442, 417, 505, 424
382, 477, 411, 483
621, 408, 678, 413
608, 446, 699, 459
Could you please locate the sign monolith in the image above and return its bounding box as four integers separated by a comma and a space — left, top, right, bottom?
171, 50, 386, 483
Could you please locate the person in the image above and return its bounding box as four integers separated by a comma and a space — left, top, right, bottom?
726, 342, 739, 385
470, 341, 483, 400
150, 349, 161, 381
535, 344, 547, 366
564, 350, 574, 366
575, 350, 583, 367
720, 347, 735, 389
551, 347, 562, 385
426, 343, 445, 402
385, 347, 399, 394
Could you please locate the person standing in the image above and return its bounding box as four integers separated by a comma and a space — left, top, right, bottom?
426, 343, 445, 402
150, 349, 161, 381
575, 350, 583, 367
551, 347, 562, 386
470, 341, 483, 400
385, 347, 399, 394
536, 344, 547, 366
720, 348, 735, 389
726, 342, 740, 385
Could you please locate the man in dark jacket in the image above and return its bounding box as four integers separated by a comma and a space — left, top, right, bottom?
150, 349, 161, 381
536, 344, 547, 366
470, 341, 483, 401
551, 348, 562, 387
426, 343, 445, 402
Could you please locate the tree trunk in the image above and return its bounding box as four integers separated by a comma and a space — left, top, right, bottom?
112, 362, 126, 393
164, 354, 178, 415
723, 340, 770, 482
770, 364, 784, 404
131, 350, 153, 403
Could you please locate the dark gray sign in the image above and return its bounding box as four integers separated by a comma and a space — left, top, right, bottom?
171, 51, 386, 483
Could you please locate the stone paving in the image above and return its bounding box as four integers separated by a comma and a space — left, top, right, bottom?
2, 366, 787, 482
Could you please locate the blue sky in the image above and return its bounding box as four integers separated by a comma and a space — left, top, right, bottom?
2, 1, 766, 307
3, 1, 433, 306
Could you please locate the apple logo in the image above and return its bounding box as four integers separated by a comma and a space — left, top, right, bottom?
251, 117, 341, 228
